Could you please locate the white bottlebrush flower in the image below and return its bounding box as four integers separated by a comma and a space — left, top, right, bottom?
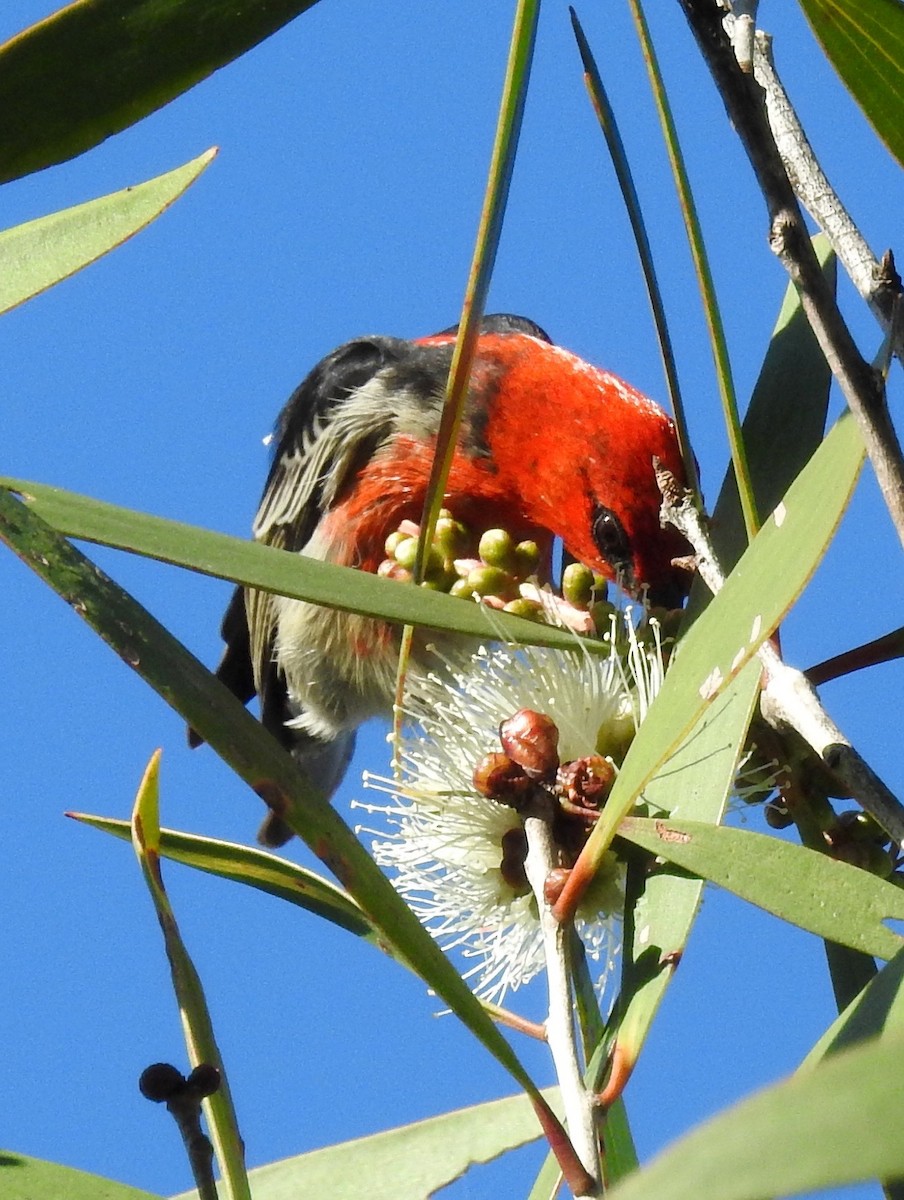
356, 609, 666, 1002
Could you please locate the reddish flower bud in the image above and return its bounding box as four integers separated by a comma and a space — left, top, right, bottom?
473, 752, 532, 802
498, 709, 559, 778
556, 756, 616, 810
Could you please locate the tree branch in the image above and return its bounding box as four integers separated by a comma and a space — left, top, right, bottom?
677, 0, 904, 546
659, 469, 904, 848
523, 813, 602, 1197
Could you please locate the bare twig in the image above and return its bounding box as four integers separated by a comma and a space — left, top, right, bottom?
659, 470, 904, 848
806, 625, 904, 687
523, 813, 602, 1197
722, 15, 904, 358
678, 0, 904, 546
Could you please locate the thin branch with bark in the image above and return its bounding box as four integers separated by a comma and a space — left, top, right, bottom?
658, 465, 904, 848
678, 0, 904, 545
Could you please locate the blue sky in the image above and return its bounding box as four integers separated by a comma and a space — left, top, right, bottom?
1, 2, 902, 1197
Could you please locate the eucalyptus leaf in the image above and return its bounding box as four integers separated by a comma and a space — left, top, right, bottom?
0, 0, 320, 183
171, 1089, 560, 1200
607, 661, 762, 1087
0, 477, 591, 651
0, 150, 215, 315
606, 1032, 904, 1200
70, 812, 387, 950
130, 753, 251, 1200
797, 0, 904, 170
618, 816, 904, 960
0, 1153, 162, 1200
804, 943, 904, 1065
556, 409, 865, 908
0, 488, 551, 1131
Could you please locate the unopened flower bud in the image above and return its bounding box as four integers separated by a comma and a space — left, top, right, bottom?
478, 528, 516, 570
590, 600, 618, 635
502, 597, 544, 621
466, 564, 515, 600
473, 752, 533, 803
393, 536, 420, 570
562, 562, 595, 608
434, 515, 469, 559
450, 577, 478, 599
513, 540, 541, 577
377, 560, 412, 582
837, 809, 887, 844
499, 709, 559, 778
384, 529, 408, 558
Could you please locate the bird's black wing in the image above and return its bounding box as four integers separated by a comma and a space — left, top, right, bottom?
196, 336, 409, 748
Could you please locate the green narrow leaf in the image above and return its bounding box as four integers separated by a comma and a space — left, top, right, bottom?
0, 1153, 162, 1200
804, 944, 904, 1065
555, 410, 865, 914
0, 488, 553, 1137
0, 477, 594, 652
69, 813, 390, 950
606, 660, 762, 1092
130, 753, 251, 1200
0, 1, 319, 183
172, 1090, 560, 1200
626, 0, 755, 539
0, 150, 216, 315
797, 0, 904, 170
704, 235, 835, 577
606, 1032, 904, 1200
617, 816, 904, 960
588, 250, 835, 1149
416, 0, 540, 564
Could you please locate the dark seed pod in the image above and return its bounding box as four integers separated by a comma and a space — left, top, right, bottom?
139, 1063, 185, 1103
499, 827, 529, 891
498, 709, 560, 778
185, 1063, 221, 1098
473, 752, 532, 802
764, 800, 794, 830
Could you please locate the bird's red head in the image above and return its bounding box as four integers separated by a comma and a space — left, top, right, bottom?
426, 329, 694, 608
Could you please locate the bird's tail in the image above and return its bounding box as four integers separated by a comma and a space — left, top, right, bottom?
256, 727, 357, 847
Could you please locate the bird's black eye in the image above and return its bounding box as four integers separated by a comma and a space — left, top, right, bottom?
592, 505, 631, 575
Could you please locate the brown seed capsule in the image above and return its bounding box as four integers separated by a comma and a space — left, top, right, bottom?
544, 867, 571, 905
473, 752, 532, 802
499, 826, 529, 891
498, 709, 560, 778
557, 755, 616, 809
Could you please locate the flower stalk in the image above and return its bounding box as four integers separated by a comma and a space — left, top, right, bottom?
523, 811, 602, 1195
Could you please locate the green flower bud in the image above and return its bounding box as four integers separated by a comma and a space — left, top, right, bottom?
590, 600, 618, 636
434, 515, 469, 560
478, 528, 516, 570
502, 597, 544, 621
384, 529, 408, 559
513, 540, 541, 577
562, 562, 595, 607
450, 578, 478, 599
393, 536, 419, 570
466, 564, 515, 598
